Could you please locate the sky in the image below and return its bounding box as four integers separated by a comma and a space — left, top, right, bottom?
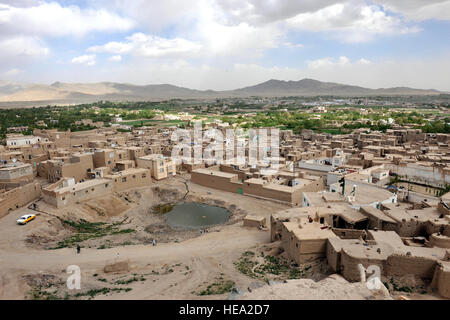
0, 0, 449, 91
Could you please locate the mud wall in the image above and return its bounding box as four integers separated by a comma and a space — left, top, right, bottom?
340, 250, 386, 282
431, 262, 450, 298
0, 182, 41, 219
191, 171, 241, 194
385, 254, 437, 279
332, 228, 367, 239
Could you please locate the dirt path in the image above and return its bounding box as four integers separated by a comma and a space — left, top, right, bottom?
0, 225, 270, 299
0, 176, 291, 300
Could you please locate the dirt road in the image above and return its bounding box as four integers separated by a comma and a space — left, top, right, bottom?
0, 179, 288, 300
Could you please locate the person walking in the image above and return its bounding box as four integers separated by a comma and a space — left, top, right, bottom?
76, 245, 80, 254
152, 239, 156, 246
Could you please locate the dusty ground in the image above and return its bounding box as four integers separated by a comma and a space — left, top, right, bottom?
240, 274, 392, 300
0, 175, 288, 300
0, 175, 444, 300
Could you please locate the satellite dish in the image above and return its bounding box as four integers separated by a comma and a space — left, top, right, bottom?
12, 158, 17, 163
111, 143, 115, 148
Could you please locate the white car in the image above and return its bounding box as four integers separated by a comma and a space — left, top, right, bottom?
17, 214, 36, 225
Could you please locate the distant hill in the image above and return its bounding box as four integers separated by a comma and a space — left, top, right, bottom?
0, 78, 441, 107
227, 78, 440, 96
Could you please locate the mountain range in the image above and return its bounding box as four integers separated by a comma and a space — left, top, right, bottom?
0, 78, 442, 107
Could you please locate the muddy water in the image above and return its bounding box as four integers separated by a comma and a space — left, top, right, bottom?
165, 202, 230, 230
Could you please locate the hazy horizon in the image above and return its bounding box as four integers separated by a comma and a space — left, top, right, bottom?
0, 1, 449, 91
0, 78, 444, 93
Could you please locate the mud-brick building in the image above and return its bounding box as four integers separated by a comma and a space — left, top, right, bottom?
42, 168, 152, 208
281, 220, 338, 264
191, 168, 324, 207
38, 153, 94, 183
0, 162, 34, 189
326, 230, 450, 298
0, 182, 41, 219
136, 154, 176, 180
104, 168, 151, 192
120, 146, 146, 161
93, 149, 128, 169
42, 178, 112, 208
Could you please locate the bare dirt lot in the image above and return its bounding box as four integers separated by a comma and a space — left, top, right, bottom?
0, 175, 442, 300
0, 175, 291, 300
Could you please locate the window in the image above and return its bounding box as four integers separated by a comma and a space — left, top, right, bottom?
142, 174, 146, 178
160, 168, 164, 173
122, 177, 127, 182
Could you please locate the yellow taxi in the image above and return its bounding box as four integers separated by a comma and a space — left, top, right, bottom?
17, 214, 36, 225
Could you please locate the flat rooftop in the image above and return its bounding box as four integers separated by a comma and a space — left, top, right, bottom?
54, 178, 111, 194
192, 168, 238, 179
287, 221, 337, 241
361, 206, 397, 223
105, 168, 149, 177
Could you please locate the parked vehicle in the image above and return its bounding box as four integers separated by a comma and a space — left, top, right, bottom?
17, 214, 36, 225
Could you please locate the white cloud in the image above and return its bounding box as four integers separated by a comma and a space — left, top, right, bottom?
71, 54, 96, 66
214, 0, 341, 25
0, 2, 134, 38
283, 42, 304, 48
87, 1, 284, 60
87, 0, 202, 31
374, 1, 450, 21
214, 0, 450, 25
108, 55, 122, 62
4, 68, 22, 76
287, 3, 421, 42
0, 36, 49, 58
307, 57, 334, 69
357, 58, 372, 65
200, 21, 281, 56
0, 0, 448, 91
88, 33, 202, 58
307, 56, 353, 69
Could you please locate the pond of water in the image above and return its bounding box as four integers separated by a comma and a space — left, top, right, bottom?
165, 202, 231, 230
